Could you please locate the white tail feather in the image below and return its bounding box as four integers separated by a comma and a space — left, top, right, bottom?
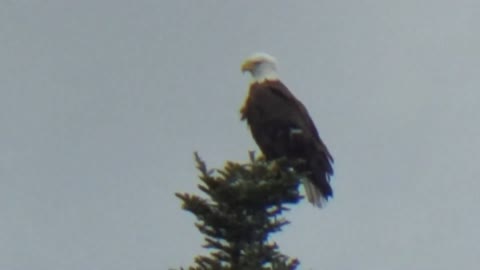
301, 178, 328, 208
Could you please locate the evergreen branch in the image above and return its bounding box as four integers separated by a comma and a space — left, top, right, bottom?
177, 153, 304, 269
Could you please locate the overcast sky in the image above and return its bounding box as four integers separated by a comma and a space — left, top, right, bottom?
1, 1, 480, 269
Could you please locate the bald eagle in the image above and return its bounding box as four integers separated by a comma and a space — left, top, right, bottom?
240, 53, 334, 207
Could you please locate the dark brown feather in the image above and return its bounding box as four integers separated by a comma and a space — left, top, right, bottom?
241, 80, 334, 201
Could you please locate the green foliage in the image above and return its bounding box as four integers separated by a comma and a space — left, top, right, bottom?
175, 152, 304, 270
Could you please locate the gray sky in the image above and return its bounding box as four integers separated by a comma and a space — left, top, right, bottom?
1, 1, 480, 269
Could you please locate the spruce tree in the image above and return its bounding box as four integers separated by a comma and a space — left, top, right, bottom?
175, 152, 304, 270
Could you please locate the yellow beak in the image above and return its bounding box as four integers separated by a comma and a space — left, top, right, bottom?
241, 60, 255, 73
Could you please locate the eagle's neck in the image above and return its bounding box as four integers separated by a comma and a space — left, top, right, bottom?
251, 62, 279, 83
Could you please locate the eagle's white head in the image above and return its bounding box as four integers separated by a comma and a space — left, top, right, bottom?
241, 52, 279, 83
